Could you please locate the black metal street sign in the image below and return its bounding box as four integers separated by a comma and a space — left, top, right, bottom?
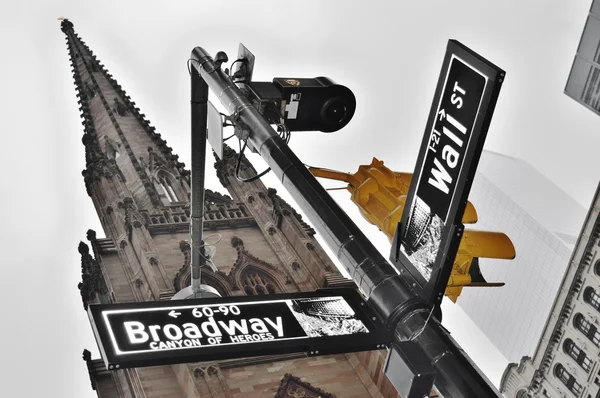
88, 289, 390, 370
391, 40, 504, 306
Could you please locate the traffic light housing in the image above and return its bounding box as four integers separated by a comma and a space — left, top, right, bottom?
445, 229, 515, 302
309, 158, 477, 240
310, 158, 515, 302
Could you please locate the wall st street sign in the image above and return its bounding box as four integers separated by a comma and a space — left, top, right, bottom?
391, 40, 505, 306
88, 289, 390, 370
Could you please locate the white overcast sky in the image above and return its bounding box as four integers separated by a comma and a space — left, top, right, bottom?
1, 1, 599, 397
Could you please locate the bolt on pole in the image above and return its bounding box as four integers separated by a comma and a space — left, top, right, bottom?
189, 47, 500, 398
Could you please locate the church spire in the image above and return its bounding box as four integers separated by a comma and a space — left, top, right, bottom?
61, 19, 189, 214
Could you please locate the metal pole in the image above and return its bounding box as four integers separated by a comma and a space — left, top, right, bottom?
190, 47, 500, 398
190, 65, 208, 296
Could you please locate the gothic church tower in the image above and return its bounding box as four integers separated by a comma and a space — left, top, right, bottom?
61, 19, 400, 398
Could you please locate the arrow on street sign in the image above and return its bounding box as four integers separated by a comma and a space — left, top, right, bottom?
168, 310, 181, 318
438, 109, 446, 121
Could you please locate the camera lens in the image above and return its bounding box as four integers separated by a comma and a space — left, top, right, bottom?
321, 97, 348, 124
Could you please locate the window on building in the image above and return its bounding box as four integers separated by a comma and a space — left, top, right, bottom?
594, 259, 600, 276
584, 286, 600, 312
574, 313, 600, 346
157, 173, 179, 203
242, 271, 278, 296
563, 338, 592, 372
554, 363, 583, 396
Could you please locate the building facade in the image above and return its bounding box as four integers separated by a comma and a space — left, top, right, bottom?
61, 19, 401, 398
500, 183, 600, 398
565, 0, 600, 116
458, 152, 586, 363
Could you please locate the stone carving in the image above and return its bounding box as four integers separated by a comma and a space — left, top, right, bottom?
213, 144, 257, 187
231, 236, 244, 248
193, 367, 204, 378
274, 374, 334, 398
179, 240, 191, 269
112, 98, 129, 117
60, 18, 74, 33
81, 133, 126, 194
81, 348, 97, 390
193, 365, 219, 378
267, 188, 316, 236
89, 60, 99, 73
77, 241, 108, 310
86, 229, 97, 242
120, 197, 145, 240
84, 82, 95, 99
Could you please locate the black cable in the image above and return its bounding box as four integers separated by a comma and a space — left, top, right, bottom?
276, 124, 291, 144
233, 123, 291, 183
229, 59, 246, 82
187, 58, 198, 76
235, 139, 271, 182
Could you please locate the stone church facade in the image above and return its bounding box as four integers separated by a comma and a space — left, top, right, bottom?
61, 19, 401, 398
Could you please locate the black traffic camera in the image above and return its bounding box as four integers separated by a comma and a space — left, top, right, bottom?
243, 77, 356, 133
231, 44, 356, 133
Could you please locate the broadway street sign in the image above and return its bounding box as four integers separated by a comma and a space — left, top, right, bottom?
88, 288, 390, 370
391, 40, 505, 307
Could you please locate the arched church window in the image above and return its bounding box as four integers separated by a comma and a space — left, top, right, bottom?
554, 363, 583, 396
584, 286, 600, 312
242, 271, 278, 296
574, 313, 600, 346
157, 172, 179, 203
563, 338, 592, 372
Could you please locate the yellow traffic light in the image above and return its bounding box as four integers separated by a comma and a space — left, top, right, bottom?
310, 159, 410, 238
310, 158, 515, 302
309, 158, 477, 240
445, 230, 515, 302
